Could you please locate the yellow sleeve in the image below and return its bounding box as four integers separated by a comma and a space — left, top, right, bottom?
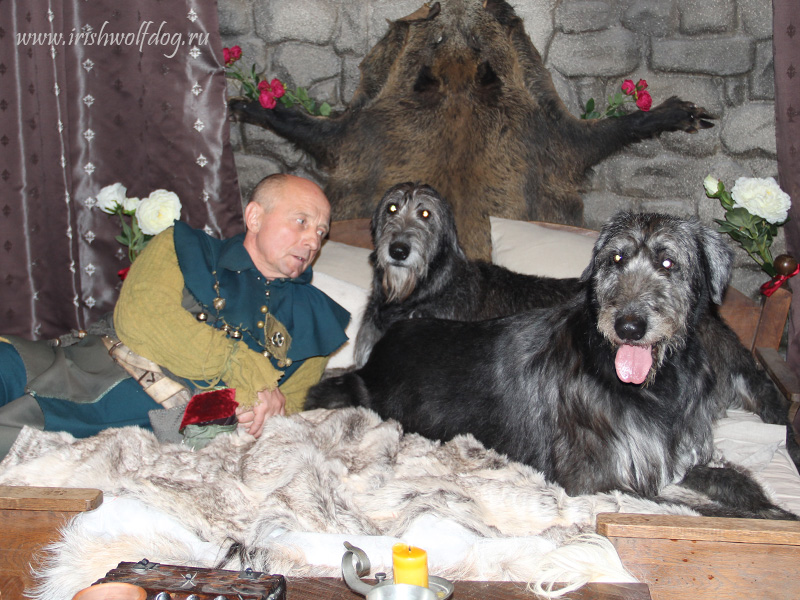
280, 355, 330, 414
113, 227, 282, 409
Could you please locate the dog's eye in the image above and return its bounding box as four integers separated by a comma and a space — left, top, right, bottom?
420, 209, 430, 219
388, 203, 398, 213
613, 253, 623, 264
661, 258, 674, 270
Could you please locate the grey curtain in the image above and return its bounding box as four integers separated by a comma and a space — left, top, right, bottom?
0, 0, 242, 340
773, 0, 800, 373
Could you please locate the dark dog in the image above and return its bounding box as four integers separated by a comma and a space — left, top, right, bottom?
354, 182, 581, 367
309, 212, 796, 519
230, 0, 714, 259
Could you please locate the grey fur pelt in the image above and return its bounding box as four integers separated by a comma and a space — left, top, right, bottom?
0, 409, 704, 598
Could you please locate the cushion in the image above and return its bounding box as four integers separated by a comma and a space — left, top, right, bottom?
310, 271, 369, 370
312, 240, 373, 290
490, 217, 598, 278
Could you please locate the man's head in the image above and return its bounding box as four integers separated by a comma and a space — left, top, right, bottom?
243, 174, 331, 280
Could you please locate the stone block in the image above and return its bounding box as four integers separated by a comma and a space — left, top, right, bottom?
272, 43, 342, 86
514, 0, 558, 50
335, 1, 370, 54
605, 153, 706, 199
720, 103, 777, 156
233, 153, 283, 205
582, 191, 638, 230
217, 0, 253, 37
241, 123, 307, 167
549, 28, 640, 77
622, 0, 678, 37
677, 0, 734, 34
660, 126, 720, 158
255, 0, 337, 44
652, 37, 753, 75
341, 56, 362, 104
738, 0, 774, 40
750, 40, 775, 101
556, 1, 614, 33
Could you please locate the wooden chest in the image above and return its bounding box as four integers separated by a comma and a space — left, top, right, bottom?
90, 559, 286, 600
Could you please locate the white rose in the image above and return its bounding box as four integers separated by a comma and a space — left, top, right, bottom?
121, 196, 141, 214
136, 189, 182, 235
96, 182, 127, 214
730, 177, 792, 225
703, 175, 720, 196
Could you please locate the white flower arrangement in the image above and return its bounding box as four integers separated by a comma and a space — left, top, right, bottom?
96, 183, 182, 263
704, 175, 793, 281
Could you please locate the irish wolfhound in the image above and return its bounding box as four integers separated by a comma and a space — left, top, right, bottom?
309, 212, 796, 519
354, 182, 581, 367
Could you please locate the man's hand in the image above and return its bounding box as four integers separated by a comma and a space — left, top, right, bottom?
235, 387, 286, 438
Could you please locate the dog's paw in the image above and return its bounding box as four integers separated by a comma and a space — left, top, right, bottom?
651, 96, 716, 133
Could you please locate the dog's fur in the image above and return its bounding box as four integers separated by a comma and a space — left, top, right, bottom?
355, 182, 581, 367
309, 212, 796, 519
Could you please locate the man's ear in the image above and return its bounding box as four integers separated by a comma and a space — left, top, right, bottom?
244, 202, 262, 233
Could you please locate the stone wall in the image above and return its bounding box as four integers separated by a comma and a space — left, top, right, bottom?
218, 0, 782, 295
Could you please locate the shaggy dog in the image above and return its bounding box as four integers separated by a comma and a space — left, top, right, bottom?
309, 212, 796, 519
354, 182, 581, 367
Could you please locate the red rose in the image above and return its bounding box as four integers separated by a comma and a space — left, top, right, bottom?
636, 79, 648, 91
118, 267, 130, 281
621, 79, 636, 95
257, 80, 270, 92
636, 91, 652, 111
230, 45, 242, 62
223, 47, 230, 64
270, 78, 285, 99
259, 90, 277, 109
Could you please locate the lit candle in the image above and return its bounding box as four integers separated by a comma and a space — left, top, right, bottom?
392, 543, 429, 588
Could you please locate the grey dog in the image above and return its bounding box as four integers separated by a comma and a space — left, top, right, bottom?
354, 182, 581, 367
310, 212, 796, 519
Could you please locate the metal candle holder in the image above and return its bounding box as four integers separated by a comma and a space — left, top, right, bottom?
341, 542, 454, 600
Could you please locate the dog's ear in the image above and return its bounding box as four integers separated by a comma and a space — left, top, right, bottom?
696, 221, 733, 305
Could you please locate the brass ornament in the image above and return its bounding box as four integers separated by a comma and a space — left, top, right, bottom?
213, 296, 226, 311
196, 312, 209, 322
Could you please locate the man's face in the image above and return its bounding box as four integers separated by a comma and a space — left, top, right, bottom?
244, 180, 331, 280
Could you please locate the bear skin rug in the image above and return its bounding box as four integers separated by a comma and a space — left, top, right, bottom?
1, 406, 792, 599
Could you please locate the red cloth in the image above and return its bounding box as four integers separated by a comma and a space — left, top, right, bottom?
180, 388, 238, 430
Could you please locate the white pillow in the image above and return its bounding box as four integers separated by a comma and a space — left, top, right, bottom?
310, 271, 369, 370
490, 217, 598, 278
312, 240, 373, 290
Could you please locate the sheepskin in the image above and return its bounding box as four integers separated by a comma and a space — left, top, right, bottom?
0, 407, 699, 598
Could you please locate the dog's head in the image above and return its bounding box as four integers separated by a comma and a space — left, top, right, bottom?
583, 211, 733, 385
370, 182, 464, 302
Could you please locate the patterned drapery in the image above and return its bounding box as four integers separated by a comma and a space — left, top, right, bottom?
773, 0, 800, 372
0, 0, 242, 340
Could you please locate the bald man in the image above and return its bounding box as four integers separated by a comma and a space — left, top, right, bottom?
0, 174, 349, 455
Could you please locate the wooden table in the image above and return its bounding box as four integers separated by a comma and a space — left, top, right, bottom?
286, 577, 651, 599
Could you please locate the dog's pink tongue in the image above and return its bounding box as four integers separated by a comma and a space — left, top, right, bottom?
615, 344, 652, 384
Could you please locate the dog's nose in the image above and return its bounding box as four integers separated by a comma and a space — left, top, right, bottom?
614, 314, 647, 341
389, 242, 410, 261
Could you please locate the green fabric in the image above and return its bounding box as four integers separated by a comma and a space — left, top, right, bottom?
181, 422, 238, 450
3, 334, 128, 403
172, 220, 350, 380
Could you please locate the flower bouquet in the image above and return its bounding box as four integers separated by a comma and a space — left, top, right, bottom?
703, 175, 797, 295
581, 79, 652, 120
223, 45, 331, 116
96, 183, 182, 276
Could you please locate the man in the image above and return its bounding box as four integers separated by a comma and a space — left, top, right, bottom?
0, 174, 349, 455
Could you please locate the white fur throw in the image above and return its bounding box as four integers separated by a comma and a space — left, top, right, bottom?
0, 408, 702, 599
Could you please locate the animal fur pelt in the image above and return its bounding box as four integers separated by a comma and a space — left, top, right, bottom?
0, 409, 716, 599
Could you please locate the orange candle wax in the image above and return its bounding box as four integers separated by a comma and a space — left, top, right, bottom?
392, 543, 429, 588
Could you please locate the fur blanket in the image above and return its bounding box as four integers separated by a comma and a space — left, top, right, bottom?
0, 407, 711, 598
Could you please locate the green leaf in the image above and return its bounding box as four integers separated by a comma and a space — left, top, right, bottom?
319, 102, 332, 116
585, 98, 595, 113
725, 207, 755, 228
